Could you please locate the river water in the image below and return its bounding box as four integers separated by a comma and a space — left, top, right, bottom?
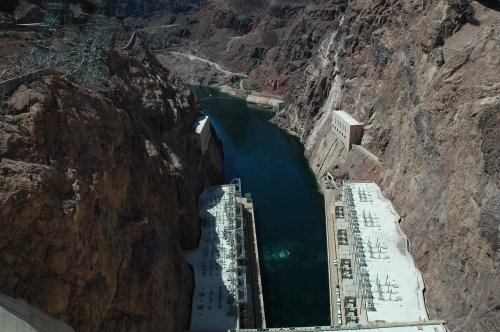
190, 86, 329, 327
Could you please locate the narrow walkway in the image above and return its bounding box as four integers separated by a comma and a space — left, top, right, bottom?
323, 182, 342, 327
137, 24, 178, 31
121, 31, 137, 50
352, 144, 382, 165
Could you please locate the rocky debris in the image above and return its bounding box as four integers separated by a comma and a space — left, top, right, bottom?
0, 33, 223, 331
111, 0, 200, 18
13, 0, 42, 24
212, 9, 254, 34
418, 0, 475, 53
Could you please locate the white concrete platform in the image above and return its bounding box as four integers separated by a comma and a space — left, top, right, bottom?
0, 306, 37, 332
342, 181, 428, 323
0, 294, 74, 332
238, 321, 447, 332
193, 115, 209, 134
185, 185, 241, 331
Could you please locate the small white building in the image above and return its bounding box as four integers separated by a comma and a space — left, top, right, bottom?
192, 115, 211, 154
332, 111, 363, 151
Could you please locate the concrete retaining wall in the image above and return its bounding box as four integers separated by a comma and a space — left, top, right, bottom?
246, 95, 283, 109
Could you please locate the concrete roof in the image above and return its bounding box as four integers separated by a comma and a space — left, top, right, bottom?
344, 182, 428, 323
240, 324, 447, 332
334, 111, 362, 126
0, 294, 75, 332
193, 115, 209, 134
0, 306, 37, 332
185, 185, 239, 331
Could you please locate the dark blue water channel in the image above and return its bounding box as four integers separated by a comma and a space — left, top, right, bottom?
190, 86, 329, 327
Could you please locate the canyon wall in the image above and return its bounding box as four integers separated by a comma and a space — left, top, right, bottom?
1, 0, 498, 331
141, 0, 499, 331
273, 2, 499, 331
0, 25, 223, 332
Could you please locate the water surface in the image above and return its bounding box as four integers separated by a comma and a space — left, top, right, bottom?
190, 86, 329, 327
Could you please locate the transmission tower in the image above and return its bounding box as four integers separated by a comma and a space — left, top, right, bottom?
0, 0, 117, 96
1, 1, 64, 83
0, 89, 12, 118
68, 1, 117, 88
33, 1, 65, 51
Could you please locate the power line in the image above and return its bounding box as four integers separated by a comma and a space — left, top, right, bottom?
0, 0, 117, 95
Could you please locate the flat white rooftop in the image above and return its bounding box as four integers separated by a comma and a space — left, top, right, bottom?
193, 115, 209, 134
185, 185, 239, 331
346, 326, 445, 332
0, 306, 36, 332
0, 294, 75, 332
238, 322, 447, 332
334, 111, 362, 126
343, 182, 428, 323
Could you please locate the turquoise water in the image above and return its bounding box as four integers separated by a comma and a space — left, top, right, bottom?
190, 86, 329, 327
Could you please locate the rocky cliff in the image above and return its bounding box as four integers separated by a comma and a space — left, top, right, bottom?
139, 0, 499, 331
274, 2, 499, 330
0, 19, 223, 332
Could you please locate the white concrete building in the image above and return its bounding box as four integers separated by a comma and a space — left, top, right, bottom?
332, 111, 363, 151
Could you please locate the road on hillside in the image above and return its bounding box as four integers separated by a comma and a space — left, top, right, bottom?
169, 51, 248, 78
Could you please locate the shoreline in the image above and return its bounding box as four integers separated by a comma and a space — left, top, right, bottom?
195, 83, 284, 111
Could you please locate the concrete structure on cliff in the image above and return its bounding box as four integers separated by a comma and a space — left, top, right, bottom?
332, 111, 363, 151
0, 293, 75, 332
245, 94, 283, 110
192, 115, 212, 154
185, 179, 265, 331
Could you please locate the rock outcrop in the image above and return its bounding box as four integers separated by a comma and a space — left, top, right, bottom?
0, 33, 223, 332
138, 0, 499, 331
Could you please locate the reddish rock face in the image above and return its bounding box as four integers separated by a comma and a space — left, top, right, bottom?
0, 38, 223, 331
